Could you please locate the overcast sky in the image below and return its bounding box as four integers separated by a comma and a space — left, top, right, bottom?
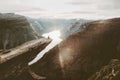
0, 0, 120, 19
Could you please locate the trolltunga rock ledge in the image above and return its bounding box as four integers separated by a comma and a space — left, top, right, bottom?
0, 38, 52, 80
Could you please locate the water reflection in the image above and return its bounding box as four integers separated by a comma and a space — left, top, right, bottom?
29, 30, 62, 65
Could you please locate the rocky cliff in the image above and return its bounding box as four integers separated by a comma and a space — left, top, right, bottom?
30, 18, 120, 80
0, 13, 40, 50
88, 59, 120, 80
0, 13, 51, 80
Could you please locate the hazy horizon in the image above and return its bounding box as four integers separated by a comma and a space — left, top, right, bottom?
0, 0, 120, 19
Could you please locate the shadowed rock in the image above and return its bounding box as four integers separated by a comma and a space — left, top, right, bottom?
88, 59, 120, 80
30, 18, 120, 80
0, 13, 40, 50
0, 13, 51, 80
0, 38, 51, 80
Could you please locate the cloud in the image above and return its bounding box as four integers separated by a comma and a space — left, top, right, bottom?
0, 0, 45, 13
97, 0, 120, 10
72, 11, 96, 14
61, 11, 96, 14
66, 0, 96, 5
67, 0, 120, 10
67, 2, 91, 5
0, 0, 120, 19
0, 4, 45, 13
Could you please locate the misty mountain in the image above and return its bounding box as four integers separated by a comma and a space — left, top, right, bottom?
27, 18, 78, 33
61, 19, 93, 38
27, 18, 92, 39
35, 18, 78, 32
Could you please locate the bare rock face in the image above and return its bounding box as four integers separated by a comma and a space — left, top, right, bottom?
88, 59, 120, 80
0, 38, 51, 80
30, 18, 120, 80
0, 13, 51, 80
0, 13, 39, 50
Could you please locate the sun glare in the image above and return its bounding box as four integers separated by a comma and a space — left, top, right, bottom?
42, 30, 61, 40
29, 30, 62, 65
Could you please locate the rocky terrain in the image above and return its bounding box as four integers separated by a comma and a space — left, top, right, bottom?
88, 59, 120, 80
0, 13, 51, 80
0, 13, 120, 80
30, 18, 120, 80
0, 13, 41, 50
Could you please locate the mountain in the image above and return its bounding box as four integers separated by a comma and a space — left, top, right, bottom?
30, 18, 120, 80
0, 13, 51, 80
36, 18, 78, 33
27, 18, 78, 34
61, 19, 93, 38
27, 18, 92, 39
0, 13, 41, 50
26, 18, 45, 36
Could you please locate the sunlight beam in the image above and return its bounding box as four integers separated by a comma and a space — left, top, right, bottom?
29, 30, 62, 65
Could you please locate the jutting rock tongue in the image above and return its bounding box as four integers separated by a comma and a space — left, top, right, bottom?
0, 13, 51, 80
0, 38, 51, 80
